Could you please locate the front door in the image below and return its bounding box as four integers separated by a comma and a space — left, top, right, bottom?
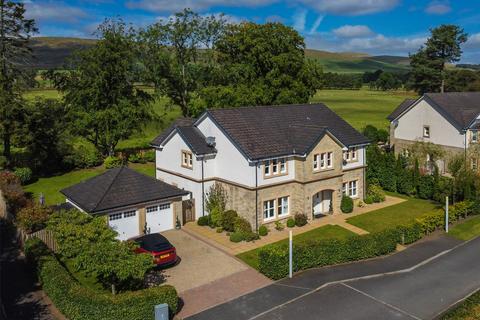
313, 190, 333, 215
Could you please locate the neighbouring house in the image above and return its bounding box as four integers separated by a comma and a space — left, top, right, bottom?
152, 104, 370, 230
60, 167, 189, 240
388, 92, 480, 173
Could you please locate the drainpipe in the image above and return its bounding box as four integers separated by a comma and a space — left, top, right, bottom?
201, 157, 205, 217
255, 161, 259, 232
363, 147, 367, 200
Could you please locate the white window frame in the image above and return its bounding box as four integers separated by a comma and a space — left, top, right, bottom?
423, 125, 430, 138
320, 153, 326, 169
343, 150, 350, 161
182, 150, 193, 169
348, 181, 358, 198
264, 160, 271, 176
342, 182, 348, 196
351, 147, 357, 160
327, 152, 333, 168
272, 159, 279, 174
313, 154, 319, 170
277, 196, 289, 217
280, 159, 287, 173
472, 131, 478, 143
263, 199, 275, 220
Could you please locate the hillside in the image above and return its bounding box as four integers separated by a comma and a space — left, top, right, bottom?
30, 37, 410, 73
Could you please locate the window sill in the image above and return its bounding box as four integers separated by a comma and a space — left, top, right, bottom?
263, 172, 288, 179
313, 168, 335, 174
181, 165, 193, 170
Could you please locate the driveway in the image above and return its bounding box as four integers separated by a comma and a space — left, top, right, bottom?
160, 230, 271, 318
187, 234, 477, 320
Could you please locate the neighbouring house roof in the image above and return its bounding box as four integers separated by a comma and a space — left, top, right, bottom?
388, 92, 480, 130
60, 167, 189, 214
151, 117, 216, 155
153, 103, 368, 161
387, 98, 417, 121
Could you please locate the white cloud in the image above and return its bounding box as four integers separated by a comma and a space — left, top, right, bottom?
425, 1, 451, 15
465, 33, 480, 49
292, 9, 307, 32
300, 0, 399, 16
333, 25, 373, 38
126, 0, 277, 13
309, 15, 324, 34
25, 2, 87, 23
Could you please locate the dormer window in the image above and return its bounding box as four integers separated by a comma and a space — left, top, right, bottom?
181, 150, 193, 169
423, 126, 430, 138
264, 158, 288, 178
343, 147, 357, 162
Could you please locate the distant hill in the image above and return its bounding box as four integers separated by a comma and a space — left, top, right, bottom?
30, 36, 411, 73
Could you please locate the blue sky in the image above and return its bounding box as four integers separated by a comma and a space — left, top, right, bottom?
24, 0, 480, 62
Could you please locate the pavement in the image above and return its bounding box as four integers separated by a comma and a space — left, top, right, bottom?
186, 234, 478, 320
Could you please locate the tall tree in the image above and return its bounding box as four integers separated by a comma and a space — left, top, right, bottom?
0, 0, 36, 165
198, 22, 323, 113
409, 25, 467, 94
138, 9, 227, 117
49, 20, 153, 156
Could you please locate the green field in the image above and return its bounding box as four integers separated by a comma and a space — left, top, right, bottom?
346, 194, 443, 233
24, 162, 155, 205
312, 89, 417, 130
237, 225, 355, 269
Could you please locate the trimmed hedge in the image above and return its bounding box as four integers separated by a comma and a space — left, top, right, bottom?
32, 246, 178, 320
258, 200, 479, 280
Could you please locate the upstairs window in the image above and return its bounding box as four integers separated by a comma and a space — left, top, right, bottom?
343, 147, 357, 163
264, 158, 287, 178
423, 126, 430, 138
314, 152, 333, 170
181, 150, 193, 169
472, 131, 478, 143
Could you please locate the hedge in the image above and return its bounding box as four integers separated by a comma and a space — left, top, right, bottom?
258, 200, 478, 280
29, 241, 178, 320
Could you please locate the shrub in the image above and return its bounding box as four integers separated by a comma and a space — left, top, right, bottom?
258, 225, 268, 236
14, 167, 33, 185
24, 237, 49, 263
143, 150, 155, 162
65, 144, 102, 169
367, 185, 385, 203
294, 213, 308, 227
234, 216, 252, 235
286, 218, 295, 228
244, 232, 260, 242
17, 204, 52, 233
205, 183, 228, 213
275, 221, 285, 231
35, 251, 178, 319
364, 196, 374, 204
0, 171, 27, 214
216, 227, 223, 233
220, 210, 237, 232
229, 232, 244, 243
0, 156, 6, 169
340, 196, 354, 213
209, 206, 223, 228
104, 156, 122, 169
417, 175, 434, 200
197, 216, 209, 226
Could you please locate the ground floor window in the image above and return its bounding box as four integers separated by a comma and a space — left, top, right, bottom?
263, 199, 275, 220
278, 196, 289, 216
342, 180, 358, 198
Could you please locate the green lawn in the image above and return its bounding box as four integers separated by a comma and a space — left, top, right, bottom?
448, 215, 480, 241
311, 89, 418, 130
442, 288, 480, 319
347, 195, 443, 233
237, 225, 355, 270
24, 162, 155, 205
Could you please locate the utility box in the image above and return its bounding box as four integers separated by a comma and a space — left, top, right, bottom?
155, 303, 169, 320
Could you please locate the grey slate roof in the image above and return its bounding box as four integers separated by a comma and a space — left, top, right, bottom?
388, 92, 480, 130
60, 167, 189, 213
387, 98, 416, 121
151, 117, 216, 155
206, 103, 369, 160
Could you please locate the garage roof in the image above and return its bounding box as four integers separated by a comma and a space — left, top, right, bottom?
60, 167, 189, 213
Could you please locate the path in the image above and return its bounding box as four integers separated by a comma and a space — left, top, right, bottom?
187, 234, 469, 319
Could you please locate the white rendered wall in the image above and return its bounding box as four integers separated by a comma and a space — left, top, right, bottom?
342, 147, 366, 170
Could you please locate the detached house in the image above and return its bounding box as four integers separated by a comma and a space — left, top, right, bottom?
388, 92, 480, 173
152, 104, 369, 230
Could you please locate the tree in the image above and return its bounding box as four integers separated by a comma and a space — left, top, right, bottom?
445, 69, 480, 92
373, 72, 401, 91
139, 9, 227, 117
0, 0, 36, 166
409, 25, 467, 94
49, 19, 153, 156
198, 22, 323, 112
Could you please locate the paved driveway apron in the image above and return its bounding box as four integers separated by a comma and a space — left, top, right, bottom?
187, 235, 478, 320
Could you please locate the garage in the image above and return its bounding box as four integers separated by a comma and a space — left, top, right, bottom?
146, 203, 173, 233
60, 166, 190, 240
108, 210, 139, 241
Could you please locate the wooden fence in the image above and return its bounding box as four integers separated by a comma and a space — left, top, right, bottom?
21, 228, 58, 253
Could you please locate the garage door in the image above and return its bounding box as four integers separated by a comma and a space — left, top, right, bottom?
146, 203, 173, 233
108, 210, 139, 240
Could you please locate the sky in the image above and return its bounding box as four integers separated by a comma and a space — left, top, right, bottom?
23, 0, 480, 63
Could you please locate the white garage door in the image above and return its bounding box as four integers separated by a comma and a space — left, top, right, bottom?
108, 210, 139, 241
146, 203, 173, 233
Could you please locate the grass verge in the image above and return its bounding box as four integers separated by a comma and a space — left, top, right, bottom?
448, 215, 480, 241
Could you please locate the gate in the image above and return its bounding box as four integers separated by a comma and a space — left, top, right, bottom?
182, 199, 195, 225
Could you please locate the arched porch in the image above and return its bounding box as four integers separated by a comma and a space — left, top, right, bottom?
312, 189, 335, 218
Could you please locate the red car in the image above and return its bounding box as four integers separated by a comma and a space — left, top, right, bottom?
134, 233, 177, 267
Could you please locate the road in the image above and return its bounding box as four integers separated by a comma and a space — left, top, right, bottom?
188, 235, 479, 320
